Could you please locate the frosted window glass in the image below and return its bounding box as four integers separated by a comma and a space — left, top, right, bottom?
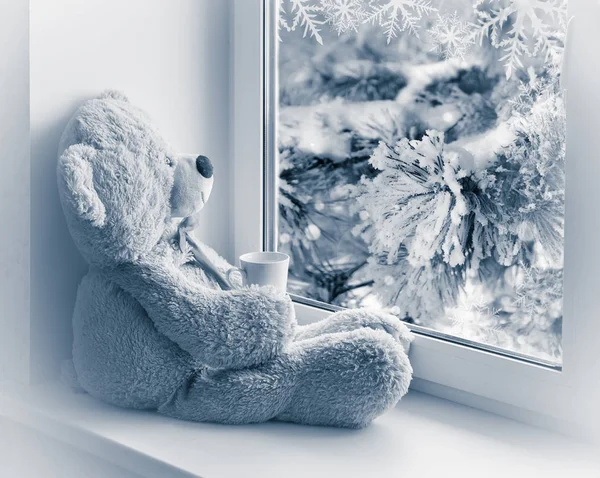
275, 0, 566, 365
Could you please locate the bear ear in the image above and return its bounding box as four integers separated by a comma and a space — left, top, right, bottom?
98, 90, 129, 102
57, 144, 106, 228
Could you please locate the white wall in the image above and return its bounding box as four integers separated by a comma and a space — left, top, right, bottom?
0, 1, 30, 382
29, 0, 233, 381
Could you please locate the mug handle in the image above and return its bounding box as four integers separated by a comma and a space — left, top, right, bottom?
226, 267, 247, 288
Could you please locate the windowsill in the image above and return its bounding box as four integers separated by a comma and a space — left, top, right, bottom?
1, 381, 598, 478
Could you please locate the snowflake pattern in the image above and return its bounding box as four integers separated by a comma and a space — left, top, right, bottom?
279, 0, 567, 79
429, 12, 474, 60
508, 67, 541, 114
321, 0, 368, 34
280, 0, 437, 43
365, 0, 437, 42
447, 294, 506, 344
471, 0, 567, 79
281, 0, 326, 45
513, 263, 563, 322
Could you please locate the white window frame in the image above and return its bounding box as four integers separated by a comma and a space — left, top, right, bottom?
232, 0, 600, 440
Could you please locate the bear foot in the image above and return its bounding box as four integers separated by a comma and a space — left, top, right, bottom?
278, 327, 412, 428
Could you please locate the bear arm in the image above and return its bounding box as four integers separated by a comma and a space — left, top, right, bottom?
109, 261, 296, 369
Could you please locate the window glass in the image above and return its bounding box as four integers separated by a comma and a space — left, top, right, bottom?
275, 0, 567, 365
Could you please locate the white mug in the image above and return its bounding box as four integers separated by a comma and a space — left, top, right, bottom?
226, 251, 290, 292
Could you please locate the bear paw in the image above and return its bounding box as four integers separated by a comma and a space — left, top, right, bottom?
298, 308, 414, 354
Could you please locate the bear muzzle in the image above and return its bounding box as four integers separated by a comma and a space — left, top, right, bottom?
170, 154, 214, 219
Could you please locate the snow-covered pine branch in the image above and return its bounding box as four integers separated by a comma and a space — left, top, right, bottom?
353, 130, 473, 268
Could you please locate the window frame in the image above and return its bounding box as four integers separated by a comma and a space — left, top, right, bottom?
232, 0, 600, 441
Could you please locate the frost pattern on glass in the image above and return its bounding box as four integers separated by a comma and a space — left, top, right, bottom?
277, 0, 566, 363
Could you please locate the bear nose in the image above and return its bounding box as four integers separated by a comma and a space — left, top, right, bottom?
196, 155, 213, 178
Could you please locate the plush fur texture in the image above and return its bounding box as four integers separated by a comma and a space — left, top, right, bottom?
57, 91, 414, 428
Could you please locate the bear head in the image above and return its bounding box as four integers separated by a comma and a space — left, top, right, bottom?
57, 91, 213, 267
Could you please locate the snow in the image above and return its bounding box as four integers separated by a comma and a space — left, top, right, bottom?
277, 0, 567, 363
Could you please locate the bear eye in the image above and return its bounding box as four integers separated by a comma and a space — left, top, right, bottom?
165, 156, 174, 167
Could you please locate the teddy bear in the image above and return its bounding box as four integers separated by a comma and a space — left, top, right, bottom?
57, 91, 414, 428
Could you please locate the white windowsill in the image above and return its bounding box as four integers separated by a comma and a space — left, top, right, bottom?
0, 381, 598, 478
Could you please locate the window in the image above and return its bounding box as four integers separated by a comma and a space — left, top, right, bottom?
232, 0, 600, 439
270, 0, 567, 368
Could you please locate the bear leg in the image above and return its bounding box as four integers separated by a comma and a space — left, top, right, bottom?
158, 328, 411, 428
277, 328, 412, 428
158, 356, 298, 425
